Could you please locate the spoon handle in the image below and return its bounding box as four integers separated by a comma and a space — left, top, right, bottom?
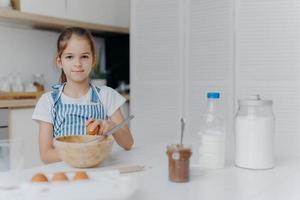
104, 115, 135, 136
180, 118, 185, 145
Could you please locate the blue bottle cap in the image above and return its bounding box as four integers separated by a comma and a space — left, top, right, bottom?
207, 92, 220, 99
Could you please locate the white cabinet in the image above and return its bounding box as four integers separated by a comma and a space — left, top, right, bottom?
9, 108, 43, 168
0, 108, 9, 140
14, 0, 130, 28
13, 0, 67, 18
66, 0, 130, 28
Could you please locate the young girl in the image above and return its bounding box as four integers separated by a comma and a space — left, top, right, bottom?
32, 27, 134, 164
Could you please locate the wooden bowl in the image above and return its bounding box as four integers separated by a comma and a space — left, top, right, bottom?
53, 135, 114, 168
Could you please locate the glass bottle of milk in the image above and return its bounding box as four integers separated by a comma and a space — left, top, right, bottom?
198, 92, 226, 169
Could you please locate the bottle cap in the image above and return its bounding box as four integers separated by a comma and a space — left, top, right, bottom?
207, 92, 220, 99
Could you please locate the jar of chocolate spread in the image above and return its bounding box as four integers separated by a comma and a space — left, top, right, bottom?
166, 144, 192, 182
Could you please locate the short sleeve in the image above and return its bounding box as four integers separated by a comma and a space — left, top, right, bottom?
32, 92, 54, 124
99, 86, 126, 117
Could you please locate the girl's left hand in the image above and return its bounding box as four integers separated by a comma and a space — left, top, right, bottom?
86, 118, 116, 135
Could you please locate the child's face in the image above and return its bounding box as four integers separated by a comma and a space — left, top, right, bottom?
57, 35, 94, 83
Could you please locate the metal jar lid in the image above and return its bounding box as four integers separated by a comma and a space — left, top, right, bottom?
238, 95, 273, 106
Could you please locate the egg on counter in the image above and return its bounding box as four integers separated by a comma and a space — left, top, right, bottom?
52, 172, 69, 182
31, 173, 49, 183
73, 171, 89, 181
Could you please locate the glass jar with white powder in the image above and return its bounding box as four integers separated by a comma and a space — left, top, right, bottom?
235, 95, 275, 169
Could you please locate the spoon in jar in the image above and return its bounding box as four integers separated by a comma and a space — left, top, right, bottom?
180, 118, 185, 145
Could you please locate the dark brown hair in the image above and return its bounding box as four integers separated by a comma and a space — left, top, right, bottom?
56, 27, 96, 83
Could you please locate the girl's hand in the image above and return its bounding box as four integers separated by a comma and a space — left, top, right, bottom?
86, 118, 116, 135
86, 119, 100, 135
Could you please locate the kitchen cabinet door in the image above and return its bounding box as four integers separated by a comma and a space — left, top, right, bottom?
66, 0, 130, 28
130, 0, 185, 144
9, 108, 43, 168
14, 0, 67, 18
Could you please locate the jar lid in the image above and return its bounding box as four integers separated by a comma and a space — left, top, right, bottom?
238, 95, 273, 106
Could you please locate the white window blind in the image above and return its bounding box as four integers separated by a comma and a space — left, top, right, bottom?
236, 0, 300, 136
186, 0, 234, 137
131, 0, 185, 144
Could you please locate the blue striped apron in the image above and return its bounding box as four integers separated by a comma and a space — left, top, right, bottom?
51, 83, 107, 138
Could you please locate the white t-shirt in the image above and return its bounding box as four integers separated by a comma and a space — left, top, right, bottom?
32, 85, 126, 124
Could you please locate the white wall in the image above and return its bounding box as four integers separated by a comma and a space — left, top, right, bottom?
0, 23, 105, 90
0, 24, 59, 90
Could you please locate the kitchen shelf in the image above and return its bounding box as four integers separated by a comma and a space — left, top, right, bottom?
0, 8, 129, 35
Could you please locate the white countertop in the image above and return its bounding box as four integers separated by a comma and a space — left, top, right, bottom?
1, 140, 299, 200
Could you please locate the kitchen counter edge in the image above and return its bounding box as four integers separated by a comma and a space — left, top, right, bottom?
0, 99, 37, 108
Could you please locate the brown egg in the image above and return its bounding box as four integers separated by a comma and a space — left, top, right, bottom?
31, 173, 49, 183
87, 123, 100, 135
52, 172, 69, 182
73, 171, 89, 181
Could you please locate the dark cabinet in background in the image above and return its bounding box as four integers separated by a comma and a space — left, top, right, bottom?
104, 34, 129, 89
